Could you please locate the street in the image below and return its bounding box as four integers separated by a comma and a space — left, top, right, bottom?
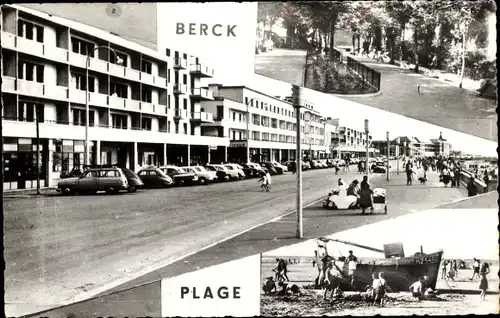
254, 49, 307, 86
4, 163, 468, 317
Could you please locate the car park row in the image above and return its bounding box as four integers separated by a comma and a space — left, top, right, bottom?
55, 157, 391, 195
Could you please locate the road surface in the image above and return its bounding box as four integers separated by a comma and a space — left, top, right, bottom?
342, 55, 497, 142
254, 49, 307, 86
5, 164, 469, 317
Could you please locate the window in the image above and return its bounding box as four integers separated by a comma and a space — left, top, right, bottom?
232, 112, 236, 121
138, 170, 147, 176
232, 130, 236, 140
167, 69, 171, 83
183, 53, 187, 59
166, 49, 171, 57
183, 99, 187, 110
18, 61, 44, 83
71, 37, 95, 57
81, 171, 97, 178
142, 89, 152, 103
72, 108, 94, 126
239, 131, 242, 140
17, 20, 44, 43
183, 123, 188, 134
111, 114, 128, 129
167, 95, 171, 109
182, 74, 187, 85
238, 114, 242, 122
18, 101, 44, 122
72, 74, 95, 92
110, 82, 128, 98
141, 60, 152, 74
142, 117, 152, 131
103, 170, 120, 177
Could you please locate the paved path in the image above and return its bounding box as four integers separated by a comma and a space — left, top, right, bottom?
21, 167, 477, 318
254, 49, 307, 86
342, 55, 497, 142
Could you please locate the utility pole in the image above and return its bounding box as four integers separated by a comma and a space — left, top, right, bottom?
396, 137, 400, 175
386, 131, 390, 182
364, 119, 369, 175
292, 85, 303, 239
36, 104, 41, 195
246, 99, 251, 163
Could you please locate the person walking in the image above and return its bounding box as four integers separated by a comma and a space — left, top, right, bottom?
479, 262, 490, 301
453, 165, 461, 188
440, 261, 447, 280
345, 250, 358, 287
470, 258, 481, 281
406, 164, 416, 186
359, 181, 373, 214
467, 178, 478, 197
441, 167, 451, 187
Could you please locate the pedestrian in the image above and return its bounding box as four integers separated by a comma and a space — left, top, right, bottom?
373, 272, 389, 307
345, 250, 358, 287
467, 178, 478, 197
258, 173, 269, 192
441, 167, 451, 187
357, 161, 363, 174
453, 260, 458, 278
453, 165, 461, 187
265, 170, 272, 191
440, 260, 447, 279
358, 181, 373, 214
470, 258, 481, 281
406, 164, 415, 186
479, 262, 490, 301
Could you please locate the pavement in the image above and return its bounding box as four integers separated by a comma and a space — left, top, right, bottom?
341, 55, 497, 142
254, 48, 307, 86
9, 163, 478, 318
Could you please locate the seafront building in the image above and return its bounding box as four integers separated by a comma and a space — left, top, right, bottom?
1, 4, 376, 190
372, 133, 453, 158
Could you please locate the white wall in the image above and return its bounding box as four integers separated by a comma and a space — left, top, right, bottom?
42, 22, 57, 47
151, 61, 159, 77
44, 63, 58, 85
151, 117, 159, 131
152, 89, 159, 104
157, 2, 258, 86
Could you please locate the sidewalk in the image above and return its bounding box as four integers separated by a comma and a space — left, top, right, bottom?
254, 48, 307, 86
341, 55, 497, 142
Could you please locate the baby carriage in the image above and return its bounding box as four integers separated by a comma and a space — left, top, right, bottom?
372, 188, 388, 214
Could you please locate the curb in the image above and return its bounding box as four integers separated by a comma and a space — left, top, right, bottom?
330, 90, 383, 98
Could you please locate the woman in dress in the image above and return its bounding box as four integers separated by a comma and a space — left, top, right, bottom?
358, 181, 373, 214
479, 262, 490, 300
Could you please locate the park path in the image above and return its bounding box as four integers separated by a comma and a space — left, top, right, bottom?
341, 55, 496, 142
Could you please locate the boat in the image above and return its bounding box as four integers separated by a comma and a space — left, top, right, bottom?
313, 237, 443, 292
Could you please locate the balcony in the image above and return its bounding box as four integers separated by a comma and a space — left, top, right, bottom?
125, 68, 141, 82
88, 57, 108, 73
173, 83, 188, 95
190, 88, 214, 100
190, 111, 214, 124
69, 52, 88, 68
189, 63, 214, 78
1, 31, 16, 50
173, 57, 188, 69
124, 99, 141, 112
140, 72, 155, 86
45, 85, 69, 100
108, 62, 126, 77
17, 37, 44, 57
108, 95, 128, 110
18, 80, 44, 96
173, 109, 189, 120
45, 45, 68, 63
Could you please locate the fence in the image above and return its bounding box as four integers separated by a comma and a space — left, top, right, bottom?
460, 171, 497, 194
346, 56, 381, 91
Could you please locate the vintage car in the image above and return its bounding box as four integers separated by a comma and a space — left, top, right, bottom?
56, 167, 128, 195
159, 165, 198, 186
137, 167, 174, 188
181, 166, 217, 185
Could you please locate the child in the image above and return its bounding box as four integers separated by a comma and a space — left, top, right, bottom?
373, 272, 388, 307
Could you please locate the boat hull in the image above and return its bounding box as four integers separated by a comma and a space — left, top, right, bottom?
316, 251, 443, 292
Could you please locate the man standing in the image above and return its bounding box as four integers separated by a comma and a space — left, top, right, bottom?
345, 250, 358, 287
470, 258, 481, 281
454, 165, 462, 188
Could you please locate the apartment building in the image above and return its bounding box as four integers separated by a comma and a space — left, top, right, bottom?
199, 85, 335, 163
327, 118, 375, 159
1, 4, 226, 190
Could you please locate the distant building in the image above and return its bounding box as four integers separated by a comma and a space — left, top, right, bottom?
373, 132, 452, 158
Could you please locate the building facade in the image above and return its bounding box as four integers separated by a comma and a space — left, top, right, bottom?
1, 4, 225, 190
373, 133, 452, 158
328, 118, 375, 159
200, 85, 335, 163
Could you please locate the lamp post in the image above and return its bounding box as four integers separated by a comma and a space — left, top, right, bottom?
292, 85, 303, 239
396, 137, 400, 175
246, 98, 251, 163
386, 131, 390, 181
364, 119, 369, 175
35, 103, 41, 195
85, 46, 120, 166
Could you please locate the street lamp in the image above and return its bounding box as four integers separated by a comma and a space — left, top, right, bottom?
85, 46, 121, 166
396, 137, 401, 175
292, 84, 303, 239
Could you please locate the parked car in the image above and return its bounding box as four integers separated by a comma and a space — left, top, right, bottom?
159, 165, 198, 186
271, 161, 288, 172
205, 164, 230, 182
241, 163, 266, 178
261, 162, 280, 175
137, 167, 174, 188
224, 164, 246, 180
372, 165, 387, 173
60, 168, 83, 179
302, 160, 311, 170
120, 167, 144, 192
181, 166, 217, 185
57, 167, 128, 195
206, 164, 239, 180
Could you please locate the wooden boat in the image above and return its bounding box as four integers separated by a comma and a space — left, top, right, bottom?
314, 237, 443, 292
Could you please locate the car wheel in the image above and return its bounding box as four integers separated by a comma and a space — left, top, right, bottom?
198, 177, 207, 185
61, 186, 72, 195
106, 186, 116, 194
128, 186, 137, 193
178, 180, 185, 186
239, 174, 245, 180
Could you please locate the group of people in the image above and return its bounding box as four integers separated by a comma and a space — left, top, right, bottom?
263, 258, 301, 296
441, 260, 459, 280
337, 176, 375, 214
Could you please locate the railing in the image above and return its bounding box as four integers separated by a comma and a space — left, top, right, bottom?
346, 56, 381, 91
460, 171, 497, 194
173, 83, 188, 94
174, 109, 189, 118
191, 112, 214, 122
189, 63, 214, 77
174, 57, 188, 69
191, 87, 213, 99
